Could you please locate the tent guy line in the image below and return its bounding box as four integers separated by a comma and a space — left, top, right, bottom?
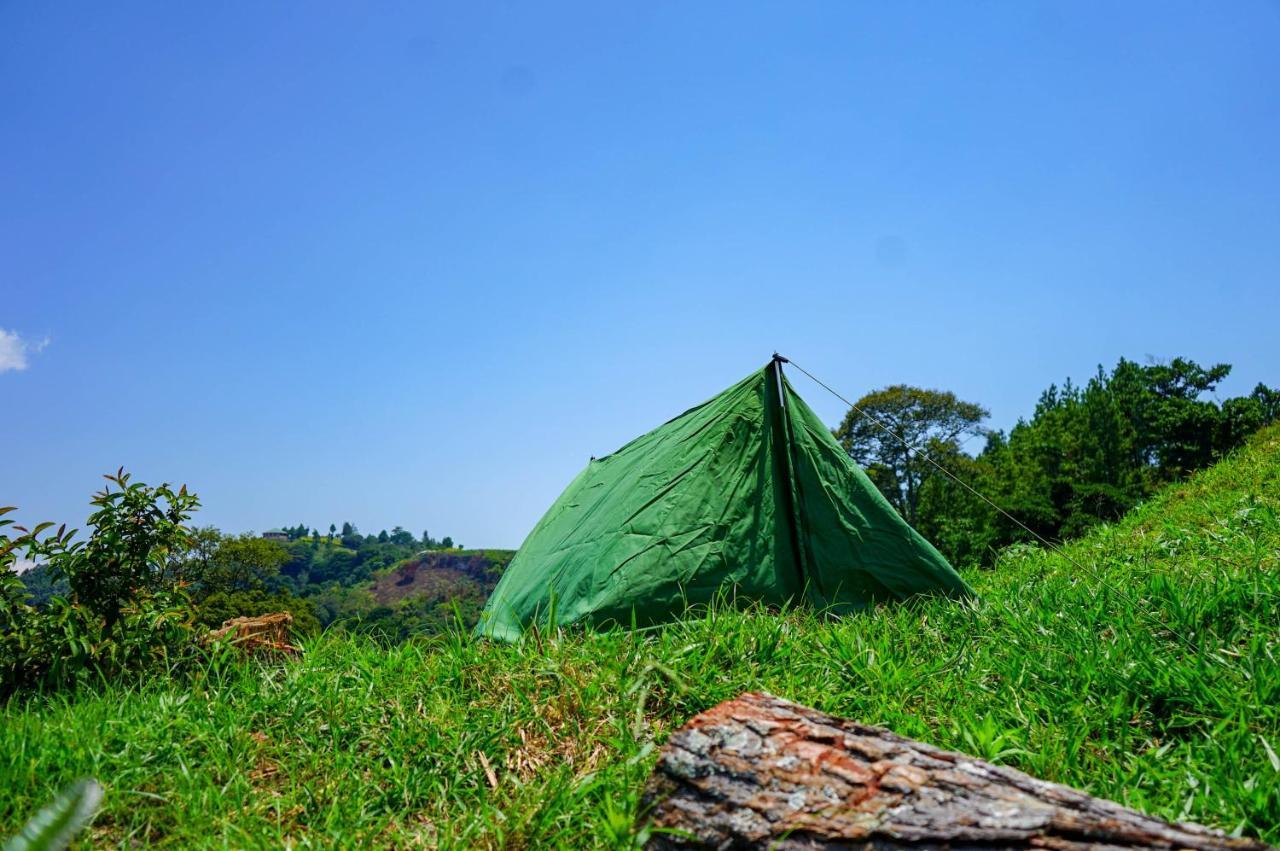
780, 354, 1208, 661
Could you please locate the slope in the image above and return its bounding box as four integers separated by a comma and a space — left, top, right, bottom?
2, 426, 1277, 847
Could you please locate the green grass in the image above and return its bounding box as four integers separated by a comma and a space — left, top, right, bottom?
4, 426, 1279, 848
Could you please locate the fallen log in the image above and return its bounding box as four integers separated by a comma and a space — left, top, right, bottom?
203, 612, 300, 656
641, 692, 1272, 850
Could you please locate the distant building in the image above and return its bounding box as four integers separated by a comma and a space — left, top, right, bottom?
262, 529, 289, 542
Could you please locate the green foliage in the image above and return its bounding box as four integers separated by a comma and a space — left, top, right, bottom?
177, 529, 290, 597
307, 583, 377, 626
834, 385, 988, 524
5, 480, 475, 694
316, 550, 512, 638
863, 357, 1280, 566
1, 474, 203, 696
3, 779, 102, 851
8, 563, 64, 608
1, 507, 43, 688
3, 426, 1277, 846
48, 470, 200, 629
163, 528, 321, 636
194, 590, 322, 635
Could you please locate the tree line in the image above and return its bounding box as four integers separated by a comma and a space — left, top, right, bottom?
276, 522, 455, 550
836, 356, 1279, 567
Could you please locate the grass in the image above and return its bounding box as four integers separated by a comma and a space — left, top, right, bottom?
3, 425, 1279, 848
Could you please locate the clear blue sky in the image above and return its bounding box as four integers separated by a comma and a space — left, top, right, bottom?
3, 2, 1277, 548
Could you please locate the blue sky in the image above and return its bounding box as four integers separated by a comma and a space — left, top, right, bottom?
3, 2, 1278, 548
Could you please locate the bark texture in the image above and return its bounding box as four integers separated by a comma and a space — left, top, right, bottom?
642, 692, 1271, 851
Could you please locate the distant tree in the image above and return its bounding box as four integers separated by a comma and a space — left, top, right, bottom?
328, 523, 336, 541
377, 529, 389, 544
176, 530, 290, 598
1221, 384, 1280, 449
389, 526, 415, 547
441, 536, 454, 549
834, 386, 988, 525
307, 546, 359, 585
341, 521, 354, 536
10, 562, 65, 607
911, 356, 1280, 565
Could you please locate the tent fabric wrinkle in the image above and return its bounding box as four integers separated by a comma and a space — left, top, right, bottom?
476, 361, 972, 641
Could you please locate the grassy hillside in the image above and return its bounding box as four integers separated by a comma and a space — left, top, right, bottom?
3, 426, 1278, 848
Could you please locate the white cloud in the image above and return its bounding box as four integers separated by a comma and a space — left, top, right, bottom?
0, 329, 50, 373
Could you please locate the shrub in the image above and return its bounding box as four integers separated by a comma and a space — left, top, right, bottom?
0, 472, 202, 697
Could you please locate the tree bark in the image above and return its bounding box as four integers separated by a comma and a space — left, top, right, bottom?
641, 692, 1272, 851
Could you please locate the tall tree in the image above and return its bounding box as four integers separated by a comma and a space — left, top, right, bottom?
834, 386, 988, 525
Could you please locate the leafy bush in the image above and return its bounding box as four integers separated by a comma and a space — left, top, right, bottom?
1, 472, 202, 696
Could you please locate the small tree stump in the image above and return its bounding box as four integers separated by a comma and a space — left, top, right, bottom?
641, 692, 1272, 850
203, 612, 299, 656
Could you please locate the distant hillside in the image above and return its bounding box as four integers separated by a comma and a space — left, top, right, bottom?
368, 550, 511, 607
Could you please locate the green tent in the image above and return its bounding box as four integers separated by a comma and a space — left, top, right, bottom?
476, 359, 971, 641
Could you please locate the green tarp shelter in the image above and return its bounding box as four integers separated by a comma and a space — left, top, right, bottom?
476, 358, 970, 641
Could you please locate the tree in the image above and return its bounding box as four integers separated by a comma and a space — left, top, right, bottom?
377, 529, 389, 544
1221, 384, 1280, 450
389, 526, 415, 547
441, 536, 454, 549
328, 523, 337, 541
834, 386, 988, 525
178, 531, 290, 597
912, 438, 1001, 567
